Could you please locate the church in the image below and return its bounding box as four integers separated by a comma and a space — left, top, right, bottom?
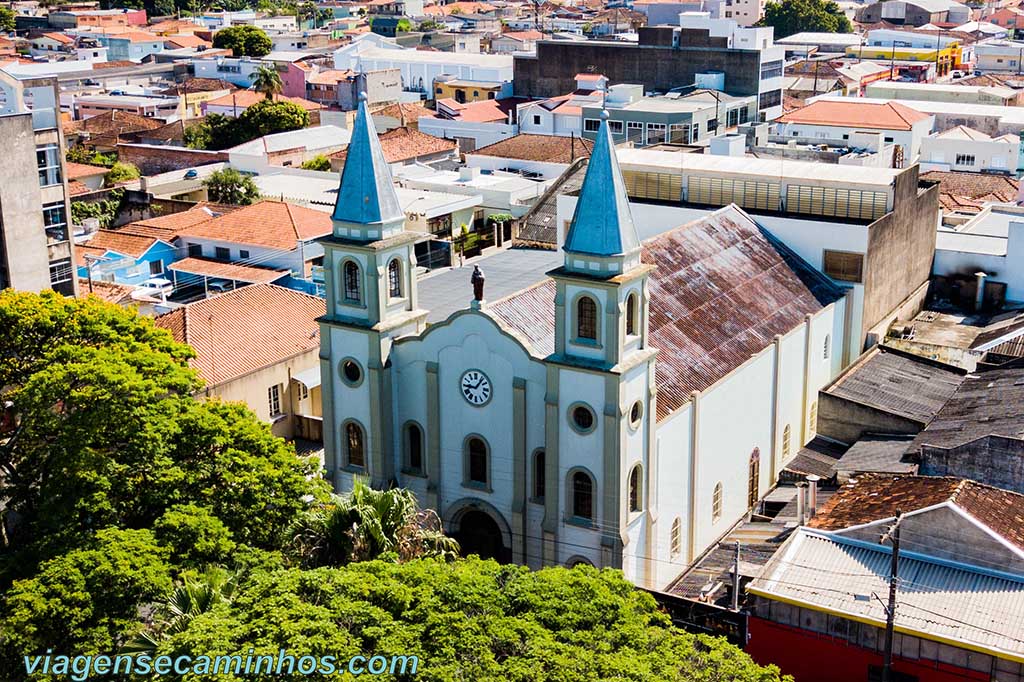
319, 95, 854, 589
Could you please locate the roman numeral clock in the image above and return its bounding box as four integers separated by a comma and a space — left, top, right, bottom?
460, 369, 492, 406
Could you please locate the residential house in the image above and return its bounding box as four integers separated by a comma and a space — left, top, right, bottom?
154, 284, 326, 440
63, 110, 165, 151
933, 204, 1024, 302
64, 161, 107, 194
29, 33, 76, 56
986, 7, 1024, 36
76, 229, 178, 285
227, 125, 352, 171
418, 96, 524, 151
588, 8, 647, 36
305, 67, 401, 110
201, 90, 323, 118
162, 34, 212, 50
865, 80, 1024, 106
747, 475, 1024, 682
973, 39, 1024, 71
328, 126, 456, 171
490, 30, 544, 54
173, 199, 334, 292
775, 100, 934, 164
465, 133, 593, 179
157, 78, 237, 119
372, 101, 433, 132
97, 31, 165, 62
193, 56, 270, 88
516, 75, 607, 139
73, 94, 180, 121
433, 76, 512, 104
855, 0, 971, 26
920, 125, 1021, 175
774, 32, 863, 56
920, 169, 1020, 218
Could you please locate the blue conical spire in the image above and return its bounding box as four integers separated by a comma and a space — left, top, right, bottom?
332, 92, 404, 231
563, 109, 640, 259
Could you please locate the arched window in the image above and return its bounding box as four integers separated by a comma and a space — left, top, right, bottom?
344, 421, 365, 468
712, 482, 723, 523
465, 436, 488, 487
404, 422, 423, 473
343, 261, 361, 303
747, 449, 760, 509
567, 556, 593, 568
625, 292, 638, 336
628, 464, 642, 512
532, 449, 545, 500
577, 295, 597, 341
670, 517, 682, 557
387, 258, 402, 299
782, 424, 791, 459
823, 334, 831, 360
571, 471, 594, 521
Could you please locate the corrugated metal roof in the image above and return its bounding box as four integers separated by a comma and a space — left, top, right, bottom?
825, 347, 965, 424
490, 205, 843, 420
836, 434, 918, 475
749, 529, 1024, 661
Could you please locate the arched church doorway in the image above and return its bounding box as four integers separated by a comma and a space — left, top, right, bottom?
448, 504, 512, 564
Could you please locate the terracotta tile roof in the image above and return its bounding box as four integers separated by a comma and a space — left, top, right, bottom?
330, 126, 455, 164
64, 161, 108, 180
306, 68, 354, 85
489, 205, 843, 420
84, 229, 162, 258
110, 31, 164, 43
40, 32, 75, 45
154, 283, 324, 387
65, 110, 164, 135
163, 34, 211, 49
372, 101, 433, 122
68, 179, 94, 196
920, 170, 1019, 215
499, 30, 544, 41
138, 118, 206, 142
777, 100, 932, 130
423, 1, 495, 14
92, 60, 137, 70
119, 205, 228, 240
74, 244, 109, 268
79, 278, 135, 304
174, 200, 333, 251
808, 474, 1024, 551
167, 257, 289, 284
472, 134, 593, 163
203, 90, 323, 111
148, 19, 204, 34
432, 97, 521, 123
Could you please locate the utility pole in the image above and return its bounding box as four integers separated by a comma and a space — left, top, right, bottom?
731, 541, 741, 611
880, 511, 903, 682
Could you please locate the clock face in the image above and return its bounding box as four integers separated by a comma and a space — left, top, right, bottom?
460, 369, 492, 406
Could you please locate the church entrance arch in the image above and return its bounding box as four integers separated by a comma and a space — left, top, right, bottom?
446, 499, 513, 564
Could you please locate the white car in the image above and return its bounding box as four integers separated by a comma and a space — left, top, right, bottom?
134, 278, 174, 298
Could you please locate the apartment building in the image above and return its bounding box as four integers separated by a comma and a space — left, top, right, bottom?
0, 70, 76, 296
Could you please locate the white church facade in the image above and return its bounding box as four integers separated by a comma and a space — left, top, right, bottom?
319, 97, 854, 589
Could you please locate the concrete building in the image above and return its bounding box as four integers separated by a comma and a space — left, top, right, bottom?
417, 97, 522, 151
971, 39, 1024, 71
774, 32, 863, 55
855, 0, 971, 26
933, 204, 1024, 303
775, 99, 934, 164
97, 31, 165, 62
433, 76, 512, 104
306, 68, 401, 110
319, 98, 853, 587
920, 125, 1021, 175
865, 80, 1023, 106
193, 56, 269, 88
73, 94, 181, 120
516, 75, 607, 139
490, 30, 544, 54
513, 13, 785, 121
0, 70, 76, 296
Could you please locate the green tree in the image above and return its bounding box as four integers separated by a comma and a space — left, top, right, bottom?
212, 24, 272, 57
397, 17, 413, 32
299, 154, 331, 171
153, 504, 236, 568
103, 161, 140, 186
0, 291, 328, 573
0, 8, 17, 32
251, 63, 283, 100
2, 528, 172, 666
287, 480, 459, 567
202, 168, 261, 205
237, 98, 309, 138
156, 558, 791, 682
757, 0, 852, 39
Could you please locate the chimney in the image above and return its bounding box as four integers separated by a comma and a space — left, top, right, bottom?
975, 271, 987, 312
806, 474, 820, 518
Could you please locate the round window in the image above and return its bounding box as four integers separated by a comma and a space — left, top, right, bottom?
341, 358, 362, 386
571, 404, 595, 433
629, 401, 643, 428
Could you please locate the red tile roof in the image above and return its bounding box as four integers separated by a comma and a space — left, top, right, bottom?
163, 34, 212, 49
78, 278, 135, 304
471, 133, 593, 163
330, 126, 455, 164
372, 101, 433, 123
40, 32, 75, 45
64, 161, 108, 180
154, 283, 324, 387
167, 257, 289, 284
920, 170, 1019, 215
489, 206, 841, 420
119, 205, 231, 240
84, 229, 162, 257
174, 200, 333, 251
203, 89, 323, 111
500, 30, 544, 41
777, 100, 932, 130
65, 110, 164, 135
306, 68, 355, 85
809, 474, 1024, 551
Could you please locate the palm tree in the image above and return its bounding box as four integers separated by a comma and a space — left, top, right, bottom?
251, 64, 283, 100
123, 569, 237, 655
287, 480, 459, 567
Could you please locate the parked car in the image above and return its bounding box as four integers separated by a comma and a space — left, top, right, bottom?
133, 278, 173, 298
206, 279, 233, 294
184, 169, 198, 179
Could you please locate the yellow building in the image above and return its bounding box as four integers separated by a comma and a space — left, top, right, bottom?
433, 78, 506, 103
845, 42, 961, 77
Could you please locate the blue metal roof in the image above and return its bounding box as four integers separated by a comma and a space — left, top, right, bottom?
331, 94, 404, 226
563, 112, 640, 258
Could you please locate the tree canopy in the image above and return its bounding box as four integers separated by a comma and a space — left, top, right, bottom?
0, 8, 17, 32
185, 100, 310, 151
212, 25, 273, 57
202, 168, 262, 205
104, 161, 140, 186
252, 64, 284, 100
757, 0, 852, 38
299, 154, 331, 171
